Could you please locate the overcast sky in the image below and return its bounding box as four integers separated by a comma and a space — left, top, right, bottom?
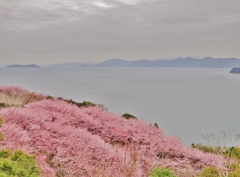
0, 0, 240, 65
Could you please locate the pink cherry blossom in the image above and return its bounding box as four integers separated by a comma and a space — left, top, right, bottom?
0, 86, 226, 176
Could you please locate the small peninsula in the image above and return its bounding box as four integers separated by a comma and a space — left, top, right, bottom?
230, 67, 240, 74
6, 64, 40, 68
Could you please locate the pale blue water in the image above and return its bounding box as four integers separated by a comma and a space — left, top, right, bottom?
1, 67, 240, 145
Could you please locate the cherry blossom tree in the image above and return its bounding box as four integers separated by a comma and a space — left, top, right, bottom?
0, 86, 226, 176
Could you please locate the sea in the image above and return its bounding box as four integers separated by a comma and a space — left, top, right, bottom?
1, 67, 240, 146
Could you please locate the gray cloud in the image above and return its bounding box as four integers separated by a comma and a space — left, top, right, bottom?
0, 0, 240, 64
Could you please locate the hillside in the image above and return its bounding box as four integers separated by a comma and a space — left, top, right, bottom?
0, 86, 229, 176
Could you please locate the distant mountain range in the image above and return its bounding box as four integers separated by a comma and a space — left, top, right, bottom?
6, 64, 40, 68
50, 57, 240, 68
4, 57, 240, 68
49, 62, 93, 67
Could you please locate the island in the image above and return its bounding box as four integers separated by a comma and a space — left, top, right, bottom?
6, 64, 40, 68
230, 67, 240, 74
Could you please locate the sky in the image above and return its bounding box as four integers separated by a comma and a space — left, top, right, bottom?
0, 0, 240, 65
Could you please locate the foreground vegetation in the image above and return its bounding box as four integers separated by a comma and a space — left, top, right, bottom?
0, 149, 40, 177
0, 86, 239, 176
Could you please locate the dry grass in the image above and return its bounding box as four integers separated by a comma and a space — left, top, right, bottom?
0, 93, 45, 106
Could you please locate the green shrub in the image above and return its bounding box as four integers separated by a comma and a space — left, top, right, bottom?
230, 147, 240, 161
198, 166, 220, 177
79, 101, 96, 107
0, 133, 4, 141
229, 169, 240, 177
67, 99, 96, 108
46, 95, 53, 100
0, 117, 3, 127
0, 149, 40, 177
149, 167, 177, 177
228, 163, 240, 177
0, 103, 6, 108
122, 113, 137, 120
0, 117, 3, 141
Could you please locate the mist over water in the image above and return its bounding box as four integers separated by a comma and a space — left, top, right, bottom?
1, 67, 240, 145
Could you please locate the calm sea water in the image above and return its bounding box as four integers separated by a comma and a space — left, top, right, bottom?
1, 67, 240, 145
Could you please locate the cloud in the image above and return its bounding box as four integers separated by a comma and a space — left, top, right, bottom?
0, 0, 240, 64
1, 0, 239, 30
114, 0, 142, 5
0, 1, 94, 30
0, 0, 149, 30
91, 1, 115, 8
